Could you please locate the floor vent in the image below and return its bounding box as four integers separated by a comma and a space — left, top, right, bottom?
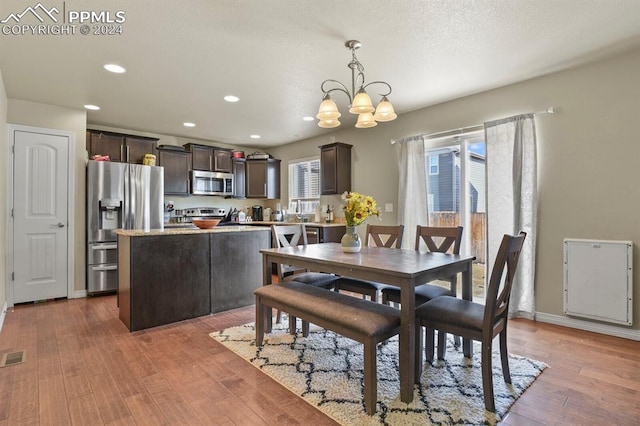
0, 350, 26, 367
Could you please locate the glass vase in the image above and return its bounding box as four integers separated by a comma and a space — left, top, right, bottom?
341, 226, 361, 253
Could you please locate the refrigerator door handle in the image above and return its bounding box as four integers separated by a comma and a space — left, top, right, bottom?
92, 265, 118, 271
91, 243, 118, 250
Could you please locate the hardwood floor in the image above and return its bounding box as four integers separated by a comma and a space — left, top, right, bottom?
0, 295, 638, 425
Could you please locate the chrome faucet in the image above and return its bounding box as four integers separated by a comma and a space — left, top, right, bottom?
295, 200, 302, 220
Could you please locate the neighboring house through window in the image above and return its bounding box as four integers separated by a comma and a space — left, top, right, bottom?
428, 155, 439, 175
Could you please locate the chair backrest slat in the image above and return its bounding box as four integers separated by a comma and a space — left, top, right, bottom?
414, 226, 463, 254
483, 232, 527, 330
272, 224, 308, 248
271, 224, 309, 280
365, 224, 404, 248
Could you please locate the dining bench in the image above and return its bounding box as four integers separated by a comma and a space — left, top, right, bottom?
254, 281, 401, 415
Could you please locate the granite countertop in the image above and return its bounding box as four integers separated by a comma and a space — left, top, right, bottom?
248, 221, 346, 227
114, 226, 270, 237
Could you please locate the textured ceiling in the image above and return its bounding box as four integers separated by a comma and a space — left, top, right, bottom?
1, 0, 639, 147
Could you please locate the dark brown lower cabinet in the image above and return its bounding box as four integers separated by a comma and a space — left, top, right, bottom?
210, 230, 270, 313
119, 233, 210, 332
118, 229, 270, 331
305, 225, 346, 243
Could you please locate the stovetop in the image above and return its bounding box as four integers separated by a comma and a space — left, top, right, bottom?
177, 207, 227, 217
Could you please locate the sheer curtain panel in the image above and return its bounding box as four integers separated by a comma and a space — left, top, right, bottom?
395, 135, 429, 249
484, 114, 537, 318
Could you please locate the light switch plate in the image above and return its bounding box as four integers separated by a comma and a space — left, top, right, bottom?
385, 203, 393, 212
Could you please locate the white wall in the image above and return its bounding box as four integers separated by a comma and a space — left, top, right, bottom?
0, 71, 7, 313
270, 47, 640, 331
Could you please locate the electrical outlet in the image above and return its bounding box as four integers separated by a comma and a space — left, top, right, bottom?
385, 203, 393, 212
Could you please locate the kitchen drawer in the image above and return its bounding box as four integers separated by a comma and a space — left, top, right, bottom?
88, 242, 118, 264
87, 263, 118, 293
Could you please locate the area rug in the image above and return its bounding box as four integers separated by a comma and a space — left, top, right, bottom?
210, 320, 546, 426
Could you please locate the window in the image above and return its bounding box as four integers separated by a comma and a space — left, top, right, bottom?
288, 157, 320, 213
428, 155, 439, 175
424, 131, 486, 302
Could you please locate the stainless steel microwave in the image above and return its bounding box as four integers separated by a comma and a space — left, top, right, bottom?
190, 170, 233, 196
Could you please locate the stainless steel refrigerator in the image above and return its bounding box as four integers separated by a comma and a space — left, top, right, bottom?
86, 160, 164, 294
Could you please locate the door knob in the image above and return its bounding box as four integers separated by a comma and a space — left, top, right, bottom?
56, 222, 65, 228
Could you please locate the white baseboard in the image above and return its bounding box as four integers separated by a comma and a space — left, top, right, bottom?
73, 290, 87, 299
0, 301, 7, 335
535, 312, 640, 341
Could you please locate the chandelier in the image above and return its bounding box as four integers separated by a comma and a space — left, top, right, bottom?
316, 40, 397, 129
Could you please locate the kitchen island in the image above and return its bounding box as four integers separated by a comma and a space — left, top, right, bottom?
116, 226, 270, 331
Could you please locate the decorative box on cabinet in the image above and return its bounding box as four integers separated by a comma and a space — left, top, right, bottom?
246, 159, 280, 199
320, 142, 352, 195
87, 130, 158, 164
156, 147, 191, 195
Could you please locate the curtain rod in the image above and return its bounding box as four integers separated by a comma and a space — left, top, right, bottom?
391, 106, 556, 144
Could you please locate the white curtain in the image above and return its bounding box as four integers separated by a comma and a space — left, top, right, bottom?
395, 135, 429, 250
485, 114, 537, 319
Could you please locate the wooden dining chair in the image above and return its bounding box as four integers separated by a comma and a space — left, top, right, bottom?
271, 224, 339, 289
381, 225, 463, 303
333, 224, 404, 302
381, 225, 464, 351
415, 232, 527, 412
271, 224, 340, 329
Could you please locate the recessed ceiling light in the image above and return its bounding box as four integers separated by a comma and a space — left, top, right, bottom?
250, 135, 261, 139
84, 104, 100, 110
224, 95, 240, 102
183, 122, 196, 127
302, 116, 314, 121
103, 64, 126, 73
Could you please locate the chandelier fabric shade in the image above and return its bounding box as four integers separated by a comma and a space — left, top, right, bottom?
317, 40, 397, 129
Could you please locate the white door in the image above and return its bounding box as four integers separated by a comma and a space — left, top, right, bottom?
12, 128, 70, 303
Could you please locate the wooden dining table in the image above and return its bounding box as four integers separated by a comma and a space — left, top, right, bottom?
260, 242, 475, 404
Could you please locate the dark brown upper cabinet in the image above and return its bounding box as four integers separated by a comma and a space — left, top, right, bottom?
156, 147, 191, 196
233, 158, 246, 199
320, 142, 352, 195
183, 143, 233, 173
87, 130, 157, 164
246, 159, 280, 199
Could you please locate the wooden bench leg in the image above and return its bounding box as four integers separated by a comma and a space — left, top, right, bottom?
288, 315, 297, 335
363, 342, 377, 415
301, 320, 310, 337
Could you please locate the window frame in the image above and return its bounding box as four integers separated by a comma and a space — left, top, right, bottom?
288, 156, 321, 214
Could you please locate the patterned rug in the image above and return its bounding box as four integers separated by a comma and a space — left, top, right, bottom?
210, 319, 546, 425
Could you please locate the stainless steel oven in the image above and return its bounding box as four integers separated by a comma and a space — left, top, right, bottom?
190, 171, 233, 196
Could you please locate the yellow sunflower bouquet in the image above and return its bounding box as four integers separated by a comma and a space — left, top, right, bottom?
341, 191, 381, 227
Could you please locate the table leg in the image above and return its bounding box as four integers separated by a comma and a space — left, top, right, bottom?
399, 280, 415, 403
461, 260, 473, 358
263, 253, 273, 333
